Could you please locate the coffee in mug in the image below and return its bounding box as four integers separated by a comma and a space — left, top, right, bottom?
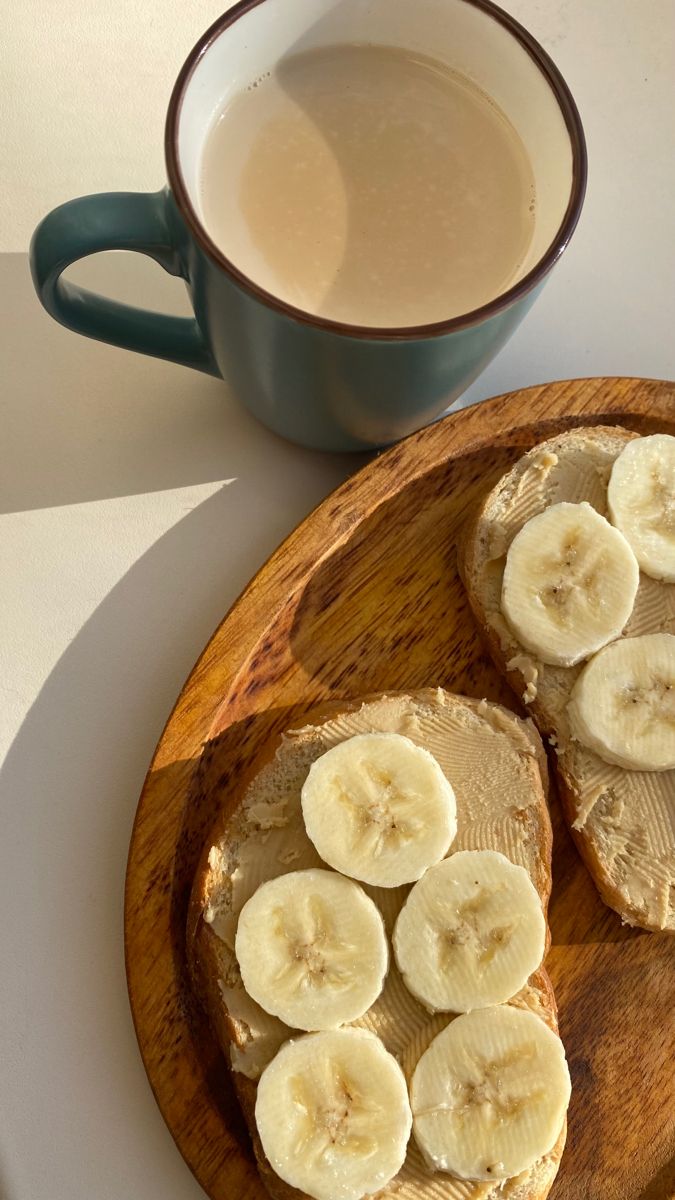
199, 44, 537, 327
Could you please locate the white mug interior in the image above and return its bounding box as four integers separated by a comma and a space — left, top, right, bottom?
176, 0, 576, 315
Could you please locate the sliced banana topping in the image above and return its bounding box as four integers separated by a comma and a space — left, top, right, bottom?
301, 733, 457, 887
411, 1006, 570, 1181
501, 501, 639, 666
568, 632, 675, 770
607, 433, 675, 581
235, 869, 388, 1030
255, 1028, 412, 1200
393, 850, 545, 1012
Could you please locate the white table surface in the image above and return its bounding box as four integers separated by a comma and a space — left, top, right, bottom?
2, 3, 675, 1197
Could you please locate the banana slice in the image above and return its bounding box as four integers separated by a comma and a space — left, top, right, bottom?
235, 869, 388, 1030
255, 1028, 412, 1200
607, 434, 675, 581
301, 733, 457, 887
568, 632, 675, 770
411, 1006, 570, 1181
501, 501, 639, 666
393, 850, 545, 1012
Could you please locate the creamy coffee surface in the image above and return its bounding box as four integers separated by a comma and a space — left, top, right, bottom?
199, 44, 536, 327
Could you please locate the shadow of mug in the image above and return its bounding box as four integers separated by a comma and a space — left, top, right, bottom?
29, 0, 586, 452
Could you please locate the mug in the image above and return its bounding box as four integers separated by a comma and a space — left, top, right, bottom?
30, 0, 586, 452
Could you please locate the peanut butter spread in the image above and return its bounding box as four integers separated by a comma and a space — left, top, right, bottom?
201, 690, 558, 1200
477, 428, 675, 931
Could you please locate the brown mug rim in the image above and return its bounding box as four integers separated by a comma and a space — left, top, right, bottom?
165, 0, 588, 342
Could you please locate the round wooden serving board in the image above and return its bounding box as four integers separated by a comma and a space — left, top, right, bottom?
126, 377, 675, 1200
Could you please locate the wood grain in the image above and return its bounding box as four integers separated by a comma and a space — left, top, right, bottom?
125, 377, 675, 1200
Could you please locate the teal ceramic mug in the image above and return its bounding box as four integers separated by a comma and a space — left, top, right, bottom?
30, 0, 586, 452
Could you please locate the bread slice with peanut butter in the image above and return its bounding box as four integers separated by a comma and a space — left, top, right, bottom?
460, 425, 675, 933
188, 688, 567, 1200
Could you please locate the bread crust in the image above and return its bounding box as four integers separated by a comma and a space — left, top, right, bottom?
459, 424, 675, 934
187, 691, 566, 1200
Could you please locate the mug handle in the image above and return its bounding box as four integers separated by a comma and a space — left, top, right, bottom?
29, 189, 220, 376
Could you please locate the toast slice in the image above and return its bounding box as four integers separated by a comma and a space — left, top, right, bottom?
460, 424, 675, 933
188, 689, 567, 1200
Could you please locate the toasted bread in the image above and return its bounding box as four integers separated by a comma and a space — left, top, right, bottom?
460, 424, 675, 933
188, 689, 566, 1200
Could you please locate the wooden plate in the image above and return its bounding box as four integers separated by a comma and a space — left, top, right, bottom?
125, 377, 675, 1200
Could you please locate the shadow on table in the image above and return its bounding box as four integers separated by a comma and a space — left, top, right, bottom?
0, 443, 348, 1194
2, 252, 363, 514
